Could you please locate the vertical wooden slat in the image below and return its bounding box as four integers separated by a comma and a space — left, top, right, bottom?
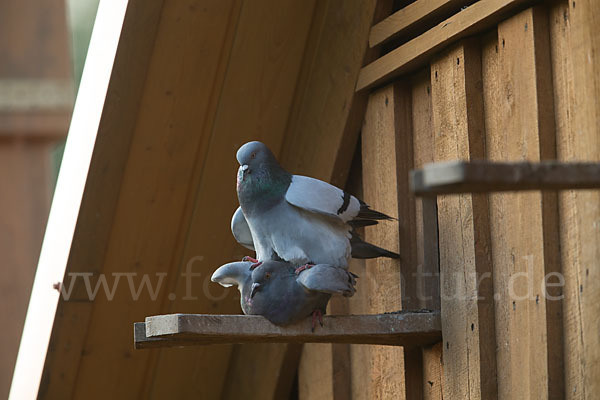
552, 0, 600, 398
548, 5, 581, 397
411, 70, 443, 400
348, 258, 370, 400
566, 0, 600, 397
484, 7, 561, 399
329, 296, 352, 400
362, 84, 406, 400
345, 151, 370, 400
431, 40, 496, 399
393, 76, 424, 400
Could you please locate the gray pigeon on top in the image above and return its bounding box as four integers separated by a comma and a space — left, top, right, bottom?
234, 141, 399, 269
211, 260, 357, 328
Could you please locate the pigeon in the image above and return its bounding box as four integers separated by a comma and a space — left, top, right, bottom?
211, 260, 357, 328
234, 141, 399, 269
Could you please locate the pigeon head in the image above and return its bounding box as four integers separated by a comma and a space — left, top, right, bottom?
236, 141, 277, 171
236, 141, 291, 210
249, 260, 292, 298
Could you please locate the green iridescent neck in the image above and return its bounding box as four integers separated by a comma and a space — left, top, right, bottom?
238, 164, 291, 213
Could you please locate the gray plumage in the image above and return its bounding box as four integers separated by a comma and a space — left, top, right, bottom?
231, 205, 401, 260
234, 141, 399, 268
211, 260, 357, 326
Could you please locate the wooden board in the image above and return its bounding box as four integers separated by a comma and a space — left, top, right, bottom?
362, 84, 408, 399
357, 0, 536, 91
411, 160, 600, 195
552, 0, 600, 398
369, 0, 473, 47
411, 70, 443, 400
430, 40, 497, 399
135, 313, 442, 348
484, 7, 562, 398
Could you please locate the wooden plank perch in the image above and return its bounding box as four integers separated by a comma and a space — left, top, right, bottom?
410, 160, 600, 196
134, 311, 441, 349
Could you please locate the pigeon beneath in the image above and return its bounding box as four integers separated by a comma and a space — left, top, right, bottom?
234, 141, 399, 269
211, 260, 357, 329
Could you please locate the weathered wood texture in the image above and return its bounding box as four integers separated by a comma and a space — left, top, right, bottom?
357, 0, 537, 91
551, 0, 600, 398
134, 313, 442, 348
483, 7, 563, 399
411, 160, 600, 195
369, 0, 473, 48
431, 40, 497, 399
362, 85, 407, 399
411, 71, 443, 400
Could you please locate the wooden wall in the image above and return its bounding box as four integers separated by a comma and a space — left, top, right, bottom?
297, 0, 599, 399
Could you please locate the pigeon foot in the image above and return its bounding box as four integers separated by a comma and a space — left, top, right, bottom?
295, 263, 315, 275
249, 262, 262, 270
242, 256, 262, 270
311, 309, 324, 333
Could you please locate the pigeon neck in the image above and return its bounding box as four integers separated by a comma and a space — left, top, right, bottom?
238, 163, 291, 214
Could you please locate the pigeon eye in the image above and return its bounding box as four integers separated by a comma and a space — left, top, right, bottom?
265, 272, 271, 280
250, 152, 256, 159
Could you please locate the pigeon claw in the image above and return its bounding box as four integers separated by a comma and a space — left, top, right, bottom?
311, 309, 324, 333
242, 256, 262, 270
249, 262, 262, 270
295, 263, 315, 275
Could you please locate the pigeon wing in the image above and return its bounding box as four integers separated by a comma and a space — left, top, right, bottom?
231, 206, 255, 251
284, 175, 361, 223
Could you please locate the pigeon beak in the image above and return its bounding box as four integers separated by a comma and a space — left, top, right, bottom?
241, 164, 249, 173
250, 282, 261, 298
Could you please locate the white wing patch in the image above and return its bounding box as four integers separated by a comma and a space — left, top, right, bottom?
231, 207, 255, 251
285, 175, 360, 223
